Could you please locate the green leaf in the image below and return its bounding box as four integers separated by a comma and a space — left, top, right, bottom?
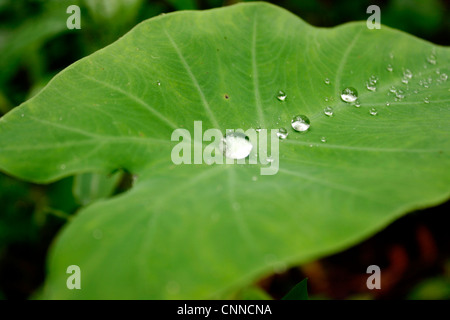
72, 171, 123, 206
237, 286, 272, 300
282, 279, 308, 300
0, 2, 449, 299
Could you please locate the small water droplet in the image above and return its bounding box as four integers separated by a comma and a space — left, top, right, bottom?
277, 90, 287, 101
276, 127, 288, 140
395, 89, 405, 100
323, 106, 334, 117
291, 115, 310, 132
267, 156, 274, 163
324, 78, 330, 85
60, 164, 66, 170
255, 126, 262, 132
403, 69, 413, 79
355, 100, 361, 108
221, 132, 253, 160
386, 64, 393, 72
320, 136, 327, 143
156, 80, 161, 86
340, 87, 358, 103
440, 73, 448, 81
427, 54, 437, 65
424, 97, 430, 104
369, 108, 378, 116
386, 102, 390, 106
366, 75, 378, 92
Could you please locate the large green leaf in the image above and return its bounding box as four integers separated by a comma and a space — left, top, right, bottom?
0, 2, 449, 299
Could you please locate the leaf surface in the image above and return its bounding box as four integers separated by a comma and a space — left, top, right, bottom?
0, 3, 449, 299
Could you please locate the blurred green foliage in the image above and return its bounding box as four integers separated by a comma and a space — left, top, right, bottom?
0, 0, 448, 299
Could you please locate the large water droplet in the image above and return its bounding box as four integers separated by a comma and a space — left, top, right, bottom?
369, 108, 378, 116
323, 106, 334, 117
276, 127, 288, 140
340, 87, 358, 103
277, 90, 287, 101
291, 115, 310, 132
221, 132, 253, 160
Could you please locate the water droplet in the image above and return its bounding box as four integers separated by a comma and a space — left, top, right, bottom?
324, 78, 331, 85
386, 64, 393, 72
395, 89, 405, 100
277, 90, 287, 101
403, 69, 413, 79
276, 127, 288, 140
267, 156, 274, 163
386, 102, 390, 106
60, 164, 66, 170
320, 137, 327, 143
369, 108, 378, 116
340, 87, 358, 103
291, 115, 310, 132
424, 97, 430, 104
355, 100, 361, 108
156, 80, 161, 86
323, 106, 334, 117
389, 86, 397, 93
427, 54, 437, 65
221, 132, 253, 160
366, 75, 378, 92
440, 73, 448, 81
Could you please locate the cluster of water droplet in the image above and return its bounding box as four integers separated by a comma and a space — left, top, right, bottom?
222, 49, 445, 162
